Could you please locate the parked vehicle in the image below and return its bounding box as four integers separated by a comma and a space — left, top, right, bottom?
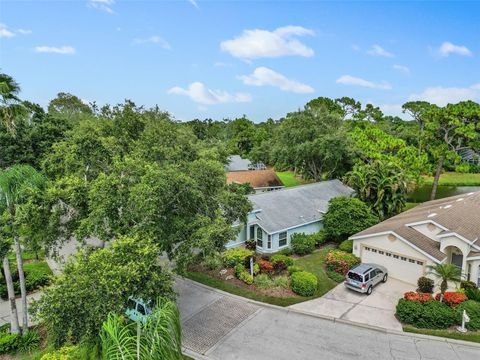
345, 263, 388, 295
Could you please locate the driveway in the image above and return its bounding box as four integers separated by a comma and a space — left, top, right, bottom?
290, 278, 413, 331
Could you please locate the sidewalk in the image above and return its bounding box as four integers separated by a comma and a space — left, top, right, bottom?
0, 292, 42, 326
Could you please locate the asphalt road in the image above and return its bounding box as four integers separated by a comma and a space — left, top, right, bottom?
176, 277, 480, 360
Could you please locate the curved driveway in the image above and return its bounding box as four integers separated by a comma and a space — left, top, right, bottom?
176, 277, 480, 360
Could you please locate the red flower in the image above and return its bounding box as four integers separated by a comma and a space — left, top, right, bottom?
259, 260, 274, 274
435, 292, 467, 307
404, 291, 433, 303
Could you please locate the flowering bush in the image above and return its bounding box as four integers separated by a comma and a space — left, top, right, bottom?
325, 250, 360, 275
404, 291, 433, 303
259, 260, 274, 274
435, 292, 467, 307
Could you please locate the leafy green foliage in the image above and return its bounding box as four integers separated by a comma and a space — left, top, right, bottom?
222, 248, 254, 267
323, 197, 379, 242
0, 332, 19, 354
270, 254, 294, 267
17, 330, 41, 353
0, 260, 52, 299
457, 300, 480, 331
326, 270, 345, 283
465, 288, 480, 302
417, 277, 434, 294
273, 276, 289, 289
290, 233, 316, 255
30, 236, 174, 346
338, 240, 353, 253
254, 274, 273, 289
201, 252, 223, 270
287, 265, 302, 274
427, 263, 462, 294
291, 271, 317, 296
325, 250, 360, 275
396, 299, 457, 329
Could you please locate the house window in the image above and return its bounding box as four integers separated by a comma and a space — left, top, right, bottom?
256, 227, 263, 247
372, 249, 377, 253
386, 252, 392, 257
401, 256, 407, 261
249, 226, 255, 240
409, 259, 415, 263
393, 255, 399, 259
379, 251, 384, 255
416, 261, 424, 266
279, 232, 287, 247
267, 235, 272, 249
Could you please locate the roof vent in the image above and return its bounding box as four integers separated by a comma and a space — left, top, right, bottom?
427, 213, 437, 218
467, 192, 474, 196
456, 198, 464, 202
443, 205, 452, 209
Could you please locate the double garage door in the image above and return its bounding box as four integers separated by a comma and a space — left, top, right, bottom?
361, 246, 426, 285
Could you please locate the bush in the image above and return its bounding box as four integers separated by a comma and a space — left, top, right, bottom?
0, 332, 19, 354
1, 261, 52, 299
465, 288, 480, 302
457, 300, 480, 331
461, 280, 477, 290
403, 291, 433, 303
326, 270, 345, 283
40, 345, 80, 360
273, 276, 289, 289
338, 240, 353, 253
435, 292, 467, 307
396, 299, 457, 329
325, 250, 360, 275
258, 260, 273, 274
17, 330, 40, 353
455, 162, 471, 174
270, 254, 294, 267
291, 271, 317, 296
234, 263, 245, 278
202, 252, 223, 270
254, 274, 273, 289
245, 239, 257, 251
238, 271, 253, 285
313, 229, 327, 246
290, 233, 316, 255
253, 263, 260, 275
417, 277, 434, 294
222, 248, 254, 268
287, 265, 302, 274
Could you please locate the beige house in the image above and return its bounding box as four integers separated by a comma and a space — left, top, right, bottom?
349, 192, 480, 287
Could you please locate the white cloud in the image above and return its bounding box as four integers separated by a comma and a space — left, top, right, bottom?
17, 29, 32, 35
133, 36, 171, 49
168, 82, 252, 105
87, 0, 115, 14
239, 67, 314, 94
188, 0, 199, 8
0, 24, 32, 38
34, 46, 76, 55
409, 84, 480, 106
393, 64, 410, 74
336, 75, 392, 90
220, 26, 314, 59
367, 45, 394, 58
437, 41, 472, 57
380, 104, 404, 118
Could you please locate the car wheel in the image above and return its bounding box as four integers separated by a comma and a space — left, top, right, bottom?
382, 274, 388, 283
366, 286, 373, 295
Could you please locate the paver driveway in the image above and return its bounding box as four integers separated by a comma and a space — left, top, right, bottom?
290, 277, 413, 331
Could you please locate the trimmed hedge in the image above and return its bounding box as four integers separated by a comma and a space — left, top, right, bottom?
290, 233, 316, 255
396, 299, 457, 329
222, 248, 254, 267
456, 300, 480, 331
291, 271, 317, 297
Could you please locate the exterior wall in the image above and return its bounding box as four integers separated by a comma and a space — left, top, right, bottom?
468, 260, 480, 287
226, 225, 247, 249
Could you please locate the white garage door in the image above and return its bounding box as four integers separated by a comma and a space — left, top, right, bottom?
361, 246, 426, 285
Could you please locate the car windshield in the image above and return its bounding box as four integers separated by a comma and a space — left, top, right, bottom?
347, 272, 363, 282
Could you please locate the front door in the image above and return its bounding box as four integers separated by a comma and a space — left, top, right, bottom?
451, 253, 463, 269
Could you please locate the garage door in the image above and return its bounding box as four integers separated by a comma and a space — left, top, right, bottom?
361, 246, 425, 285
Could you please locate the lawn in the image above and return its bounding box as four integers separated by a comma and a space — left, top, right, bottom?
404, 325, 480, 344
422, 172, 480, 186
275, 171, 306, 187
403, 202, 419, 211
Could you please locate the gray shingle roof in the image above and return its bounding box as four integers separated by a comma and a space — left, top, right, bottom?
248, 180, 354, 234
226, 155, 252, 171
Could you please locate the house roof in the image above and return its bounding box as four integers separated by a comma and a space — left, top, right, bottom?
226, 170, 284, 189
248, 180, 354, 234
226, 155, 252, 171
351, 191, 480, 262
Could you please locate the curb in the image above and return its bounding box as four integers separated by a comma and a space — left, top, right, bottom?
178, 276, 480, 353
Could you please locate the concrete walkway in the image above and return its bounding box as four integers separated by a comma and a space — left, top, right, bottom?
0, 292, 42, 326
177, 277, 480, 360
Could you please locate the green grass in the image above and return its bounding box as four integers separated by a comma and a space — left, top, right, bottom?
404, 325, 480, 343
422, 172, 480, 186
275, 171, 305, 187
403, 202, 419, 211
8, 250, 47, 262
23, 261, 53, 276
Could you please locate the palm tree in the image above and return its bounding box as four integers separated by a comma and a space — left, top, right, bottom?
0, 73, 27, 133
0, 165, 47, 332
427, 263, 462, 300
100, 298, 183, 360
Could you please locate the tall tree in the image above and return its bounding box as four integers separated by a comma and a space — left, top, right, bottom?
0, 73, 27, 133
402, 101, 432, 155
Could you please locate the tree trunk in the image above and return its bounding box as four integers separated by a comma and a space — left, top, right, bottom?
2, 257, 20, 334
14, 238, 28, 331
430, 156, 444, 200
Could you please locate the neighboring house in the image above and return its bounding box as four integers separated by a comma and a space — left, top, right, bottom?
227, 169, 284, 193
226, 155, 266, 172
458, 148, 480, 165
228, 180, 354, 253
350, 192, 480, 287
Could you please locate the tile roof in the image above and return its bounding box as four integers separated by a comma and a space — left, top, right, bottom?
226, 170, 284, 189
248, 180, 354, 234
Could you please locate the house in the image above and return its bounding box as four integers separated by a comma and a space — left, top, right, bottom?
226, 169, 284, 193
350, 192, 480, 287
226, 155, 266, 172
228, 180, 354, 253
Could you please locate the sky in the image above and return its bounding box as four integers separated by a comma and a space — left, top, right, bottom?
1, 0, 479, 122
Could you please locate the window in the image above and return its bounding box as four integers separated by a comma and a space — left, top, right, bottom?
386, 252, 392, 257
409, 259, 415, 263
372, 249, 377, 253
279, 232, 287, 247
256, 227, 263, 247
267, 235, 272, 249
364, 273, 370, 281
401, 256, 407, 261
249, 226, 255, 240
416, 261, 424, 266
379, 251, 384, 255
393, 254, 399, 259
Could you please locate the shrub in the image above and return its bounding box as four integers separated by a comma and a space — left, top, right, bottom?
325, 250, 360, 275
274, 276, 289, 289
272, 260, 286, 274
460, 280, 477, 290
234, 263, 245, 278
239, 271, 253, 285
40, 345, 80, 360
17, 330, 40, 353
253, 263, 260, 275
326, 270, 345, 283
270, 254, 294, 267
403, 291, 433, 303
254, 274, 273, 289
417, 277, 434, 294
313, 229, 327, 246
290, 233, 316, 255
291, 271, 317, 296
455, 162, 471, 174
457, 300, 480, 331
258, 260, 273, 274
279, 248, 293, 256
435, 292, 467, 307
245, 239, 257, 251
0, 332, 19, 354
396, 299, 457, 329
222, 248, 254, 268
287, 265, 302, 274
338, 240, 353, 253
202, 252, 223, 270
465, 288, 480, 302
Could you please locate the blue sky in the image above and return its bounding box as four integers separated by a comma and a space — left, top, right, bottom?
1, 1, 479, 122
